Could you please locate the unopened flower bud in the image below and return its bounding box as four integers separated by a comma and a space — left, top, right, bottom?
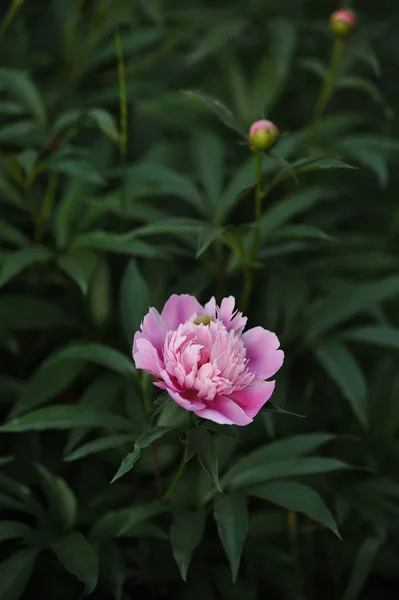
248, 120, 279, 153
330, 9, 357, 39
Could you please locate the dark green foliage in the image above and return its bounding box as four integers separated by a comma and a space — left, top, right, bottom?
1, 0, 399, 599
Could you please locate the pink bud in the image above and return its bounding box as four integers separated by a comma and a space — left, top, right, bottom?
330, 9, 357, 39
248, 120, 279, 153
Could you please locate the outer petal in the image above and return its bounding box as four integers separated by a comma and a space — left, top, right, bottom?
161, 294, 203, 330
133, 338, 163, 376
230, 381, 275, 419
133, 307, 167, 356
242, 326, 284, 379
195, 395, 253, 426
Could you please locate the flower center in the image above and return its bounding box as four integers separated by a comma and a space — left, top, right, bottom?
193, 314, 214, 326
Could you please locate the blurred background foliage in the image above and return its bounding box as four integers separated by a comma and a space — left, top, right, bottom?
1, 0, 399, 598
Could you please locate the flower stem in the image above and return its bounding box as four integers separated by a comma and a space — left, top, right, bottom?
312, 37, 344, 125
164, 412, 193, 500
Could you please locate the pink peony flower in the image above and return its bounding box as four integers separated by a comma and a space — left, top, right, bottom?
133, 295, 284, 426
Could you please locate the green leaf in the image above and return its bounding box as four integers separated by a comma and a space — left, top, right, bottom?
0, 68, 46, 122
0, 246, 51, 288
314, 340, 368, 428
89, 109, 119, 142
0, 549, 39, 600
227, 457, 348, 489
337, 76, 393, 118
214, 494, 248, 582
259, 186, 336, 240
65, 374, 123, 454
170, 510, 206, 581
71, 231, 159, 258
261, 402, 305, 417
133, 218, 204, 238
36, 465, 77, 530
298, 57, 327, 79
342, 533, 385, 600
0, 521, 32, 542
130, 162, 204, 213
249, 481, 341, 539
197, 429, 222, 493
91, 502, 166, 538
340, 326, 399, 349
43, 342, 135, 378
11, 359, 84, 417
272, 158, 354, 188
120, 260, 150, 347
52, 158, 105, 186
64, 434, 133, 462
111, 426, 173, 482
252, 18, 296, 114
182, 91, 246, 138
52, 532, 98, 595
58, 251, 98, 295
225, 433, 335, 484
0, 295, 79, 331
0, 405, 132, 433
215, 155, 277, 224
0, 220, 28, 247
306, 276, 399, 341
98, 541, 126, 600
193, 130, 224, 209
186, 18, 247, 66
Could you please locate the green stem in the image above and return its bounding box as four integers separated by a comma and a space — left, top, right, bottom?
164, 412, 193, 500
35, 171, 58, 242
0, 0, 23, 42
312, 38, 344, 124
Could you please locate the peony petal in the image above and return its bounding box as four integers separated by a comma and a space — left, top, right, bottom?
195, 395, 253, 426
133, 337, 163, 376
218, 296, 247, 333
218, 296, 235, 325
133, 307, 167, 356
166, 388, 206, 411
230, 381, 275, 419
161, 294, 203, 330
204, 296, 216, 318
242, 326, 284, 379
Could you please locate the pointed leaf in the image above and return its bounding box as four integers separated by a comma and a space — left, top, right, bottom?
214, 494, 248, 582
343, 533, 385, 600
43, 342, 136, 378
170, 510, 206, 581
52, 532, 98, 595
0, 548, 39, 600
182, 91, 246, 138
64, 434, 133, 462
120, 260, 150, 347
0, 247, 51, 288
111, 426, 173, 482
249, 481, 341, 538
314, 340, 368, 428
198, 429, 222, 493
0, 405, 132, 433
